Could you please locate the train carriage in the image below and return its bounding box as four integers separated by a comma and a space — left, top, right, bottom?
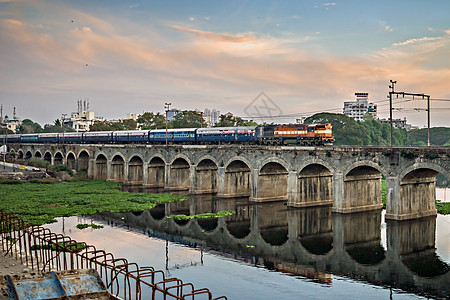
197, 126, 257, 143
20, 134, 39, 143
149, 128, 196, 143
60, 132, 83, 144
113, 130, 149, 143
83, 131, 114, 144
38, 133, 60, 143
2, 134, 21, 143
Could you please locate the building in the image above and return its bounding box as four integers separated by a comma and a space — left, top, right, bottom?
0, 106, 21, 133
203, 108, 220, 127
378, 117, 412, 130
343, 93, 377, 121
166, 109, 181, 121
64, 100, 102, 132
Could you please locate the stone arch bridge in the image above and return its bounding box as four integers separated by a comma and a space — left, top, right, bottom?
10, 143, 450, 221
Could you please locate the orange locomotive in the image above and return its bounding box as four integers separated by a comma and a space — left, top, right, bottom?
257, 123, 334, 146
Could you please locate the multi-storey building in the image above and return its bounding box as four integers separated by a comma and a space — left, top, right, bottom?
343, 93, 377, 121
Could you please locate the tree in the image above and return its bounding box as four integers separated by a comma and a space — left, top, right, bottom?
214, 114, 249, 127
304, 112, 409, 146
170, 111, 203, 128
121, 119, 137, 130
19, 119, 43, 133
137, 112, 165, 129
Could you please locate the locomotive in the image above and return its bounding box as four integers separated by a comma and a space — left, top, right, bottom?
1, 123, 334, 146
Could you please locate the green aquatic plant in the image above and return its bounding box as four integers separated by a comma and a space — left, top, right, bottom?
31, 241, 86, 252
0, 180, 187, 225
168, 210, 235, 221
76, 223, 104, 230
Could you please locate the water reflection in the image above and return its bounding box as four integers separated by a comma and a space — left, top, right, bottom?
93, 192, 449, 299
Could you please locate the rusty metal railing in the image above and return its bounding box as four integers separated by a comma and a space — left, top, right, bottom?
0, 210, 227, 299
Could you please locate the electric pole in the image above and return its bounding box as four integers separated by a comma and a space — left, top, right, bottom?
387, 80, 431, 147
164, 102, 171, 149
389, 80, 396, 151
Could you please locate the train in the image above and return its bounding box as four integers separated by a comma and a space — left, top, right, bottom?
1, 123, 334, 146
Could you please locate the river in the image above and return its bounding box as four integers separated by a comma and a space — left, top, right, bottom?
44, 191, 450, 300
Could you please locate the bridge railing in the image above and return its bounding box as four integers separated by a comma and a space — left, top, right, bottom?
0, 210, 227, 300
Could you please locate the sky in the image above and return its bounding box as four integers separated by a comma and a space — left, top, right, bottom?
1, 0, 450, 127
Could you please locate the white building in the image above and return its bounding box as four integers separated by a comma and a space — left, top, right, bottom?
343, 93, 377, 121
65, 100, 102, 132
378, 117, 412, 130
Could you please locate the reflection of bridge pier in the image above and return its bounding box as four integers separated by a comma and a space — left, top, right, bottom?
386, 216, 449, 298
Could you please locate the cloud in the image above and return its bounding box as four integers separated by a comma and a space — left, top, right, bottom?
384, 25, 393, 32
322, 3, 336, 6
170, 25, 257, 44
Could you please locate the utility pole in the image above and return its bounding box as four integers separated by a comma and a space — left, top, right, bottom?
389, 80, 396, 151
164, 102, 171, 149
387, 80, 431, 147
61, 113, 67, 145
427, 95, 430, 147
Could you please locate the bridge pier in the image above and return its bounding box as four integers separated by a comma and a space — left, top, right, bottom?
193, 160, 218, 194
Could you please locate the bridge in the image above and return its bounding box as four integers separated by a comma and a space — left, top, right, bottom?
8, 143, 450, 221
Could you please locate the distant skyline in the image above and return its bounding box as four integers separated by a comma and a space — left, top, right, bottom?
1, 0, 449, 127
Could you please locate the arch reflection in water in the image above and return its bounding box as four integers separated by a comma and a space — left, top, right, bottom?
92, 194, 449, 299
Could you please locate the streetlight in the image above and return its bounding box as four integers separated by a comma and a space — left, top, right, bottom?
164, 103, 171, 149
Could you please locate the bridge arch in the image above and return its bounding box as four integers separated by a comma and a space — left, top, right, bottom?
110, 154, 125, 182
194, 158, 218, 194
66, 152, 76, 170
34, 151, 42, 158
43, 151, 52, 163
220, 159, 252, 198
255, 161, 289, 201
16, 150, 24, 160
54, 151, 63, 165
94, 153, 108, 180
341, 162, 384, 213
128, 155, 144, 185
77, 150, 90, 171
169, 156, 191, 191
399, 161, 450, 181
147, 155, 166, 188
25, 150, 32, 160
293, 161, 334, 207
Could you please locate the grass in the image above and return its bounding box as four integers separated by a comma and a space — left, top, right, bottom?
0, 180, 187, 225
168, 210, 235, 221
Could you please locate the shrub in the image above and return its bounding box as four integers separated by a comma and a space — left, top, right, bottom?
49, 163, 73, 176
401, 149, 418, 159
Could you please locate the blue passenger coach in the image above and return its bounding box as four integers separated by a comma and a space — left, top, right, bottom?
150, 129, 196, 143
196, 126, 257, 143
113, 130, 149, 143
83, 131, 114, 143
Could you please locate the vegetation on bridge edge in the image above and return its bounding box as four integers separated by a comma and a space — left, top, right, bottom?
0, 180, 187, 225
168, 210, 235, 220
